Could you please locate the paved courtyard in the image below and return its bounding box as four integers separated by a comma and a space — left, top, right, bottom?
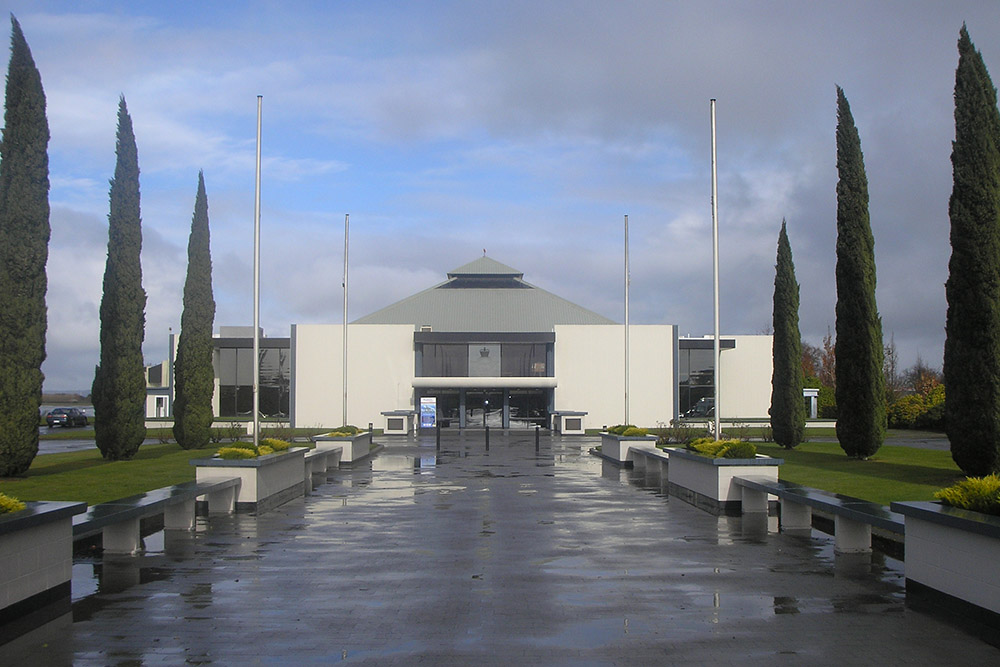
3, 432, 997, 665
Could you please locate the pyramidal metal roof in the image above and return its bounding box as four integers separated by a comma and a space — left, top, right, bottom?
446, 256, 522, 278
353, 257, 617, 331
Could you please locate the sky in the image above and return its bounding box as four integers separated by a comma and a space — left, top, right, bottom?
2, 1, 999, 392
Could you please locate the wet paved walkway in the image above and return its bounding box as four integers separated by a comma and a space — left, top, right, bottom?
3, 432, 997, 665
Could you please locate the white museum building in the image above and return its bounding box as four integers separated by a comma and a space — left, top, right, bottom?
146, 257, 774, 431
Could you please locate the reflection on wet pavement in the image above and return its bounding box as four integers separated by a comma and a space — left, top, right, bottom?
2, 431, 997, 664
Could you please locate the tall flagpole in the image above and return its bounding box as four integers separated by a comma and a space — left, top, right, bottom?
710, 99, 721, 440
342, 213, 349, 427
252, 95, 262, 448
624, 214, 630, 425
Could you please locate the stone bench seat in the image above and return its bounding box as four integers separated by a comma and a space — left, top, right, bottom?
72, 477, 241, 554
303, 448, 341, 491
733, 475, 904, 553
629, 446, 670, 472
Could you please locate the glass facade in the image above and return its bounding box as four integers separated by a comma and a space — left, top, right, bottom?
215, 346, 290, 419
419, 343, 549, 377
501, 344, 547, 377
507, 389, 549, 427
422, 344, 469, 377
678, 347, 714, 416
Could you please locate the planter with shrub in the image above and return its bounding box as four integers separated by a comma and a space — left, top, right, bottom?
312, 425, 373, 464
192, 441, 307, 513
599, 425, 658, 464
0, 497, 86, 642
891, 475, 1000, 620
665, 439, 783, 514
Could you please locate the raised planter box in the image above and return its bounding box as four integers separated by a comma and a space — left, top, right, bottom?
890, 500, 1000, 623
0, 500, 86, 644
192, 447, 307, 513
313, 431, 373, 464
599, 433, 659, 464
665, 447, 783, 515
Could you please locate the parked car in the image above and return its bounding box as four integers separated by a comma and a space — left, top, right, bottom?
683, 397, 714, 419
45, 407, 88, 427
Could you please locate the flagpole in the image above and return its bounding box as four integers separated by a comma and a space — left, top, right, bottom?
342, 213, 349, 427
624, 214, 630, 426
710, 99, 721, 440
252, 95, 262, 448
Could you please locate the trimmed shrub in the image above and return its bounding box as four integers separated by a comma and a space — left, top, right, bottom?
0, 492, 26, 514
722, 441, 758, 459
260, 438, 292, 452
622, 427, 648, 437
257, 445, 274, 456
687, 438, 757, 459
934, 475, 1000, 516
217, 447, 257, 460
227, 441, 256, 451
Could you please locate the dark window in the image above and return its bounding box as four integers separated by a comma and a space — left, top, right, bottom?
507, 389, 549, 427
501, 343, 547, 377
216, 345, 289, 418
679, 348, 714, 416
421, 344, 469, 377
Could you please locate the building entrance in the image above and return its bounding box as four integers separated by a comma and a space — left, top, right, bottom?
417, 388, 551, 429
464, 390, 504, 428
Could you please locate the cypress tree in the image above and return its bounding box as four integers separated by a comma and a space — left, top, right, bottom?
92, 97, 146, 460
770, 220, 805, 449
944, 25, 1000, 476
0, 17, 49, 477
172, 172, 216, 450
834, 86, 886, 459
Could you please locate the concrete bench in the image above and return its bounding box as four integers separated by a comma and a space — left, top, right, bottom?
304, 448, 342, 491
72, 477, 241, 555
629, 446, 670, 474
733, 475, 904, 554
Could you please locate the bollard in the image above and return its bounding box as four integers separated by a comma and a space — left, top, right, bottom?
535, 424, 540, 451
485, 425, 490, 450
436, 422, 441, 450
369, 422, 373, 445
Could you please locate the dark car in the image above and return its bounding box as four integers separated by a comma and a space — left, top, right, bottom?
45, 407, 88, 428
683, 397, 714, 419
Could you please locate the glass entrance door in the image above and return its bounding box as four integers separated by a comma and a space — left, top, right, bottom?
465, 390, 503, 428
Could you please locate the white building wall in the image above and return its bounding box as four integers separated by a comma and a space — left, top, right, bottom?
291, 323, 413, 429
719, 335, 773, 419
554, 324, 674, 429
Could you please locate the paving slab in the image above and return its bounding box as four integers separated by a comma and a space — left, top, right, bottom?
2, 431, 996, 665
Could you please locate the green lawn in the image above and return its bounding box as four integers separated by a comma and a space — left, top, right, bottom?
0, 443, 219, 505
756, 441, 964, 506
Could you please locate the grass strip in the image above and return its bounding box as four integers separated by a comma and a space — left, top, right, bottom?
0, 443, 219, 505
756, 441, 965, 506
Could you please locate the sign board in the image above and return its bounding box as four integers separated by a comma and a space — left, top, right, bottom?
419, 396, 437, 428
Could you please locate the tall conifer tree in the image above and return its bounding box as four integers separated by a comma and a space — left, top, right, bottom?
0, 17, 49, 477
173, 172, 216, 449
770, 220, 805, 449
944, 25, 1000, 476
834, 86, 886, 459
92, 97, 146, 460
